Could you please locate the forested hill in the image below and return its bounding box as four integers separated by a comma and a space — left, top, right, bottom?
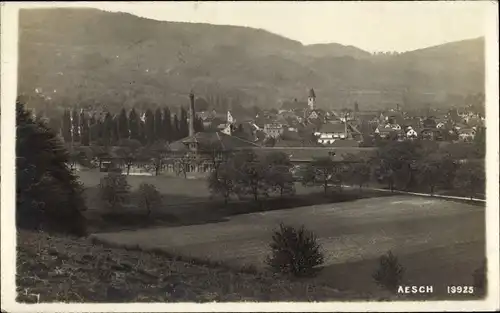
19, 8, 484, 111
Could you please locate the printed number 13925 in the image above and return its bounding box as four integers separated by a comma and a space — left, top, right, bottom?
447, 286, 474, 294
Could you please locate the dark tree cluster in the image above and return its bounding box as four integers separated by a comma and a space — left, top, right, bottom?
208, 150, 295, 204
16, 99, 87, 236
56, 105, 204, 147
372, 140, 485, 199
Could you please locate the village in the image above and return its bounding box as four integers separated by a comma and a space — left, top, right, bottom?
30, 87, 485, 178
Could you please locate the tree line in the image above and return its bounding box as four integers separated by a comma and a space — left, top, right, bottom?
208, 150, 296, 205
208, 140, 486, 204
57, 106, 205, 147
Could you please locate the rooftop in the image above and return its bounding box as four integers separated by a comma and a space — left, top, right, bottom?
318, 122, 346, 134
249, 146, 376, 162
309, 88, 316, 98
169, 131, 260, 152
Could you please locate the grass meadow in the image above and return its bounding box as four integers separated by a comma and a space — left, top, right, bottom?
71, 170, 486, 299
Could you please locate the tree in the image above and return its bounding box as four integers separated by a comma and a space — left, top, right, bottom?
172, 114, 180, 141
454, 161, 485, 200
142, 142, 169, 176
416, 156, 442, 195
88, 113, 99, 144
438, 153, 458, 190
232, 151, 270, 202
137, 183, 162, 217
144, 108, 155, 145
128, 108, 140, 141
264, 152, 295, 197
266, 223, 324, 277
179, 107, 189, 138
374, 141, 423, 191
47, 115, 62, 136
302, 157, 338, 195
61, 109, 72, 143
102, 112, 114, 147
207, 164, 235, 205
90, 145, 110, 169
204, 143, 227, 173
162, 107, 172, 142
138, 117, 146, 145
154, 108, 163, 142
194, 116, 204, 133
345, 160, 371, 192
68, 147, 83, 170
98, 173, 131, 211
372, 250, 405, 293
473, 126, 486, 158
16, 100, 87, 236
116, 139, 143, 175
172, 154, 197, 178
80, 111, 90, 146
194, 97, 210, 112
374, 160, 395, 191
117, 108, 129, 140
111, 114, 120, 145
71, 108, 80, 142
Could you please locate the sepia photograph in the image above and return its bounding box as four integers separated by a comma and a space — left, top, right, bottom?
1, 1, 499, 311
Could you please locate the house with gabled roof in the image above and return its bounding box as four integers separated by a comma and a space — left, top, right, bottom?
457, 128, 476, 142
315, 122, 349, 144
263, 123, 285, 139
405, 127, 419, 140
375, 125, 398, 139
166, 131, 261, 178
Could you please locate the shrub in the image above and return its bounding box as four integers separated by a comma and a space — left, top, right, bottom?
472, 259, 487, 292
266, 223, 324, 277
137, 183, 162, 216
372, 250, 405, 292
98, 173, 131, 211
16, 100, 87, 236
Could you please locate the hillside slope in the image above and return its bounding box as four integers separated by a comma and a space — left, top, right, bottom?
18, 8, 484, 111
16, 230, 371, 302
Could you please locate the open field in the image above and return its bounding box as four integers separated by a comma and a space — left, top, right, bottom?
92, 195, 485, 298
79, 170, 211, 204
79, 170, 399, 233
79, 169, 327, 200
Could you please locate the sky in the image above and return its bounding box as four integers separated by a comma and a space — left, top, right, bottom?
15, 1, 492, 52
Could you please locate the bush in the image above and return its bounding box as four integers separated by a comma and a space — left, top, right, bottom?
372, 250, 405, 292
98, 173, 131, 211
137, 183, 162, 216
472, 259, 487, 292
266, 223, 324, 277
16, 100, 87, 236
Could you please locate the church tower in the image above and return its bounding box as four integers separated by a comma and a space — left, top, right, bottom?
308, 88, 316, 110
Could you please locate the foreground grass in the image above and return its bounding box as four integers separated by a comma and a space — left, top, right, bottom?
17, 230, 383, 303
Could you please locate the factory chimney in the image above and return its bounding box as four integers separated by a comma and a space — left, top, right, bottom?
189, 91, 195, 137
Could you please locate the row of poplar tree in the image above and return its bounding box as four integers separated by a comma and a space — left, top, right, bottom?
59, 106, 205, 146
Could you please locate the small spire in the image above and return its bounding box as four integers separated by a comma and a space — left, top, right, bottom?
308, 88, 316, 99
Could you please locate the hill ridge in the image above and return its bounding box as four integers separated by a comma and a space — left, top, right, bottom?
18, 8, 485, 111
